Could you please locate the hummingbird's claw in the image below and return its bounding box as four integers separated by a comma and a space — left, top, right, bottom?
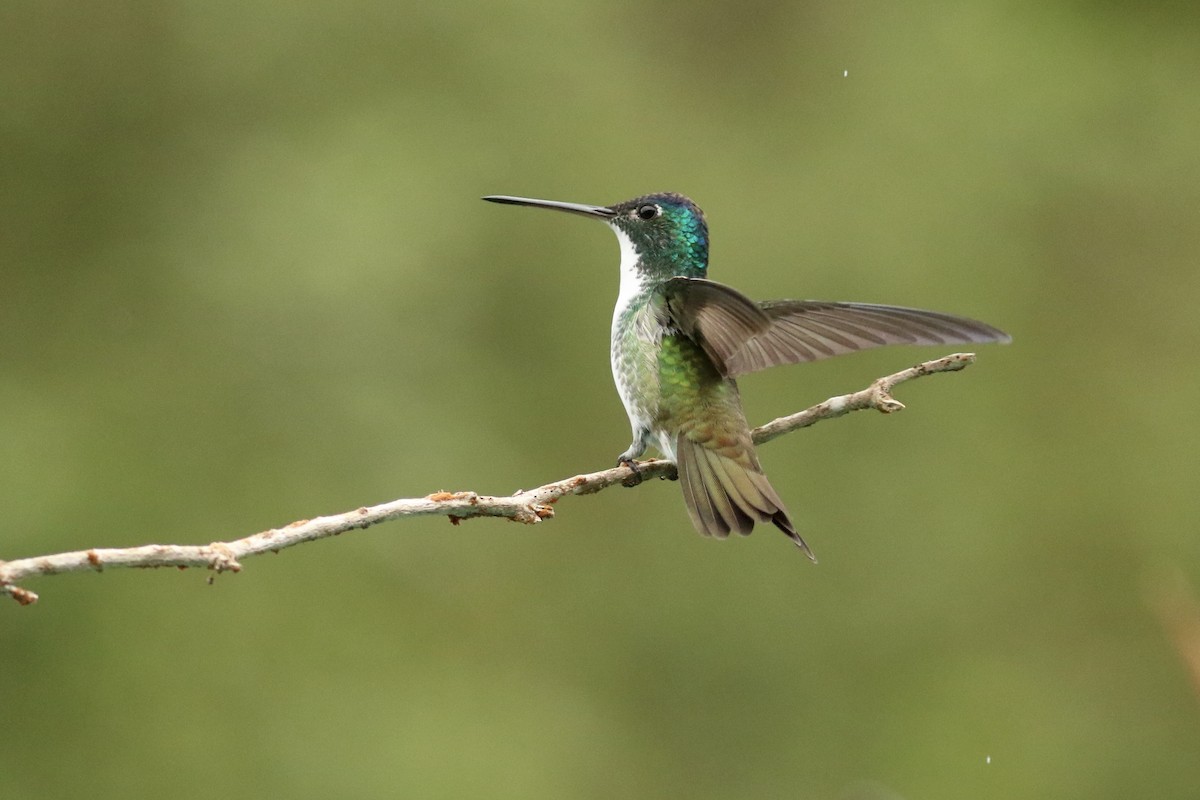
618, 457, 643, 487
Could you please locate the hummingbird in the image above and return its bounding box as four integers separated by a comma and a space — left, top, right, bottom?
483, 192, 1010, 558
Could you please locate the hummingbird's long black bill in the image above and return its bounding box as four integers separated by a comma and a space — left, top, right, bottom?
483, 195, 615, 219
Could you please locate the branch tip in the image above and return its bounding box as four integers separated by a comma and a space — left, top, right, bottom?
3, 585, 39, 606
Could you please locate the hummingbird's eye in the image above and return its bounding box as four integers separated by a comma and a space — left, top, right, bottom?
636, 204, 661, 220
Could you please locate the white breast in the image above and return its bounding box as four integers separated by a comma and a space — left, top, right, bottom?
609, 225, 646, 323
606, 225, 664, 448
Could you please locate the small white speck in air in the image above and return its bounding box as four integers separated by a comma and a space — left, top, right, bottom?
843, 70, 849, 77
985, 755, 992, 765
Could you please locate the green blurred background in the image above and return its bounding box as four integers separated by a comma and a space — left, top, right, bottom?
3, 1, 1199, 797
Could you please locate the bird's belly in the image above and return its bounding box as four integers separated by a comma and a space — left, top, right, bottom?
610, 324, 660, 432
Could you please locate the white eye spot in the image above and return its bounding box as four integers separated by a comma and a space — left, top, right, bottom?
636, 204, 660, 220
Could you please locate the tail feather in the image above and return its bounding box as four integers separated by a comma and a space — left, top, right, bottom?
678, 445, 721, 537
675, 435, 817, 561
699, 448, 755, 536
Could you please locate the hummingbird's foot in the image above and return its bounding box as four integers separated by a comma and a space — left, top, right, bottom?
660, 465, 679, 482
618, 457, 644, 487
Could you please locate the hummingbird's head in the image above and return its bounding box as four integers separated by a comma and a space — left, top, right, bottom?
605, 193, 709, 280
482, 191, 710, 281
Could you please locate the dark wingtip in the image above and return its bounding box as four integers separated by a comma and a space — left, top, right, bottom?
976, 322, 1013, 345
796, 537, 818, 563
772, 514, 817, 563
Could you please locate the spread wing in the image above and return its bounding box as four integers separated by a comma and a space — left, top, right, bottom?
660, 278, 1011, 379
659, 278, 771, 375
724, 301, 1011, 377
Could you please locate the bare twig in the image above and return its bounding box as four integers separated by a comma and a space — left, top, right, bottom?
0, 353, 978, 605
